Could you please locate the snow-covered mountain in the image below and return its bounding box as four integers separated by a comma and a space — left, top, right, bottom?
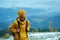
0, 7, 60, 30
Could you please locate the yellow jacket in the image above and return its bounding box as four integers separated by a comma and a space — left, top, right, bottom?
9, 19, 30, 40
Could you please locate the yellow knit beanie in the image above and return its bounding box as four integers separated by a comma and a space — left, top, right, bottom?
17, 10, 26, 16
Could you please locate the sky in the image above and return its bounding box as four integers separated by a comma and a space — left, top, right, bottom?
0, 0, 60, 10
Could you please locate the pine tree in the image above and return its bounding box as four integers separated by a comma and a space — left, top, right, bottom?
49, 20, 53, 32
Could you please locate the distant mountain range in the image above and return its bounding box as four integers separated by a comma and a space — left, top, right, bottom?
0, 7, 60, 30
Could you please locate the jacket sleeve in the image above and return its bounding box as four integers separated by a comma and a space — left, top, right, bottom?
9, 21, 17, 34
27, 20, 30, 31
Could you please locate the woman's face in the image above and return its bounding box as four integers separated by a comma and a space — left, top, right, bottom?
22, 13, 26, 18
19, 13, 26, 21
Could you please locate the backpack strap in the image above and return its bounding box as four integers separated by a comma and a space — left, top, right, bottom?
26, 20, 28, 32
16, 17, 20, 28
26, 20, 28, 37
17, 21, 20, 28
16, 17, 21, 38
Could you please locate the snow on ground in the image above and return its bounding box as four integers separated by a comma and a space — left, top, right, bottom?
0, 32, 60, 40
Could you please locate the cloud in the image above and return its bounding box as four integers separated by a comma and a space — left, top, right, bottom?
0, 0, 60, 9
